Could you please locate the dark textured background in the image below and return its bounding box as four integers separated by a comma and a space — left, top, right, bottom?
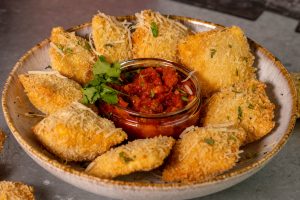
0, 0, 299, 199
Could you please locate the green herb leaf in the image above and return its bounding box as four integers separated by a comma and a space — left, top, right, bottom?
228, 44, 232, 48
238, 106, 243, 120
248, 103, 254, 109
177, 88, 187, 94
82, 55, 122, 104
84, 42, 91, 51
151, 22, 159, 37
119, 151, 134, 163
204, 138, 215, 146
104, 43, 114, 47
210, 49, 217, 58
228, 135, 237, 142
181, 96, 189, 102
150, 90, 155, 98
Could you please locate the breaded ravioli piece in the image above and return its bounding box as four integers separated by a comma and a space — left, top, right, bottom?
50, 27, 94, 84
203, 79, 275, 144
162, 126, 246, 183
0, 129, 5, 152
92, 13, 132, 63
178, 26, 255, 96
33, 102, 127, 161
132, 10, 189, 62
0, 181, 34, 200
291, 72, 300, 118
19, 73, 83, 115
86, 136, 175, 179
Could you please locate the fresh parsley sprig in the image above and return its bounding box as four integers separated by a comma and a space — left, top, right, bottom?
82, 55, 122, 104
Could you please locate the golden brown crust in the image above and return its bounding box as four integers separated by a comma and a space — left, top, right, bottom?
0, 129, 6, 152
33, 102, 127, 161
86, 136, 175, 179
162, 126, 246, 183
132, 10, 189, 62
0, 181, 35, 200
92, 14, 132, 62
19, 74, 83, 115
178, 26, 255, 97
50, 27, 94, 85
202, 79, 275, 144
291, 72, 300, 118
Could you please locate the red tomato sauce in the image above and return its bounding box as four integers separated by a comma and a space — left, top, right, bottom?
113, 67, 195, 114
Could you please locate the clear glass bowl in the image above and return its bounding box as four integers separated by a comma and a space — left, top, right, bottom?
99, 58, 201, 139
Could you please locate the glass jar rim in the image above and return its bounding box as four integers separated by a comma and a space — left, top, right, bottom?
111, 58, 201, 118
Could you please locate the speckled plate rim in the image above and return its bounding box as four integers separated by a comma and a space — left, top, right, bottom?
2, 15, 298, 190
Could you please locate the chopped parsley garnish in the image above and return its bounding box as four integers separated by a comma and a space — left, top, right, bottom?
104, 43, 114, 48
181, 96, 189, 102
150, 90, 155, 98
82, 55, 122, 104
64, 48, 73, 54
177, 88, 187, 94
228, 44, 232, 48
119, 152, 134, 163
238, 106, 243, 120
248, 103, 254, 109
210, 49, 217, 58
204, 138, 215, 146
236, 68, 239, 76
151, 22, 159, 37
228, 135, 237, 142
45, 65, 52, 69
84, 42, 91, 51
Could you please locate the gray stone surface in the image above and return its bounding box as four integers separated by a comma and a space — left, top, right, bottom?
0, 0, 299, 199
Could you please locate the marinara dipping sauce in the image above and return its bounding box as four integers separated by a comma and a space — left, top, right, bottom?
99, 58, 201, 139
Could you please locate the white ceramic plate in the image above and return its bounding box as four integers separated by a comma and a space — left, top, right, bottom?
2, 16, 297, 200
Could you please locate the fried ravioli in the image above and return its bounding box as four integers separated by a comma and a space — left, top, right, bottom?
33, 102, 127, 161
50, 27, 94, 84
178, 26, 255, 96
86, 136, 175, 179
132, 10, 189, 62
0, 129, 5, 152
291, 72, 300, 118
19, 73, 83, 115
0, 181, 35, 200
162, 126, 246, 183
92, 13, 132, 63
203, 79, 275, 144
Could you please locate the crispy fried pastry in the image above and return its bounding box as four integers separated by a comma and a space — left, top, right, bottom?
178, 26, 255, 96
132, 10, 189, 62
50, 27, 94, 84
33, 102, 127, 161
86, 136, 175, 178
203, 79, 275, 144
19, 73, 82, 114
162, 126, 246, 183
0, 181, 34, 200
92, 13, 132, 63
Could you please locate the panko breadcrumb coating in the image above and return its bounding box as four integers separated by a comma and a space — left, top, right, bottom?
86, 136, 175, 179
92, 13, 132, 63
0, 129, 5, 152
0, 181, 34, 200
203, 79, 275, 144
178, 26, 255, 97
291, 72, 300, 118
19, 73, 83, 115
50, 27, 94, 84
33, 102, 127, 161
162, 126, 246, 183
132, 10, 189, 62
